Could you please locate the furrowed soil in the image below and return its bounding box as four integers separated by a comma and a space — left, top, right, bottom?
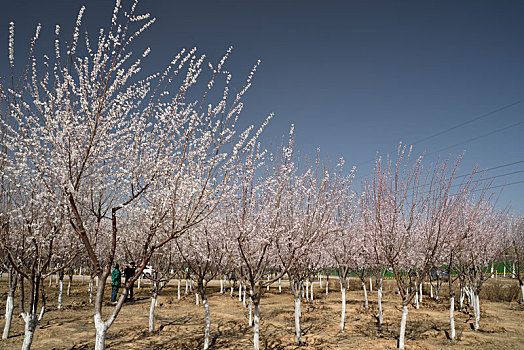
1, 277, 523, 349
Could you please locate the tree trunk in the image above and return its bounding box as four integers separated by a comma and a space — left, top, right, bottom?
94, 313, 108, 350
430, 283, 433, 298
203, 297, 211, 349
449, 296, 456, 340
340, 287, 346, 330
294, 297, 303, 345
415, 291, 419, 309
186, 279, 189, 295
377, 279, 383, 324
2, 269, 17, 339
519, 280, 524, 303
2, 295, 14, 339
220, 278, 224, 294
370, 277, 373, 291
310, 281, 314, 302
278, 278, 282, 293
243, 287, 246, 308
419, 283, 422, 303
249, 289, 253, 326
57, 278, 64, 309
398, 305, 408, 349
67, 275, 72, 297
196, 293, 200, 305
305, 280, 309, 302
325, 278, 329, 295
459, 286, 464, 311
21, 314, 37, 350
149, 292, 157, 332
89, 276, 94, 304
238, 283, 242, 302
177, 280, 181, 300
361, 280, 369, 308
474, 292, 480, 330
253, 297, 260, 350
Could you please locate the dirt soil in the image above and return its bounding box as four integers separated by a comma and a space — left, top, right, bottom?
1, 277, 523, 349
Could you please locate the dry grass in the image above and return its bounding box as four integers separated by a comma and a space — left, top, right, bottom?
0, 276, 523, 349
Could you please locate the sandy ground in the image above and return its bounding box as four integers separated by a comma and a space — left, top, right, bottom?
0, 277, 523, 349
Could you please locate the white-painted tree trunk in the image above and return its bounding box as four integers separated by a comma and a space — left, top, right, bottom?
361, 280, 369, 308
89, 278, 94, 304
94, 313, 108, 350
21, 316, 37, 350
267, 275, 270, 291
230, 285, 234, 297
340, 287, 346, 330
419, 283, 423, 302
378, 282, 383, 324
449, 296, 456, 340
203, 298, 211, 349
310, 281, 314, 301
398, 305, 408, 350
149, 295, 157, 332
319, 275, 322, 288
248, 290, 253, 326
49, 274, 52, 287
459, 287, 464, 311
294, 297, 303, 345
2, 295, 14, 339
238, 284, 242, 302
67, 276, 72, 297
520, 283, 524, 303
177, 280, 181, 300
185, 279, 189, 295
138, 277, 141, 289
305, 280, 309, 302
370, 277, 373, 291
504, 265, 506, 277
474, 293, 480, 330
243, 288, 246, 308
430, 283, 433, 298
58, 279, 64, 309
95, 276, 99, 287
278, 278, 282, 293
326, 278, 329, 294
21, 308, 43, 350
196, 293, 200, 305
220, 278, 224, 294
415, 291, 419, 309
253, 301, 260, 350
490, 266, 494, 278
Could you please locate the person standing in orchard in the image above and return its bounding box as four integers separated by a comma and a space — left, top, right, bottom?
124, 263, 136, 301
111, 264, 121, 303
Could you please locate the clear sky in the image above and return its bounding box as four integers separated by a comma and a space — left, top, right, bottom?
3, 0, 524, 212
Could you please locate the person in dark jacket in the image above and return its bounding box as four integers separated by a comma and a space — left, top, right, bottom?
123, 262, 136, 301
111, 264, 121, 303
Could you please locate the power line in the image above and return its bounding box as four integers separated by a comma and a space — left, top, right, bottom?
411, 97, 524, 146
353, 98, 524, 169
424, 120, 524, 157
465, 169, 524, 183
455, 160, 524, 180
473, 179, 524, 192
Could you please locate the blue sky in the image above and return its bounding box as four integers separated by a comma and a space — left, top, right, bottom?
3, 0, 524, 211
